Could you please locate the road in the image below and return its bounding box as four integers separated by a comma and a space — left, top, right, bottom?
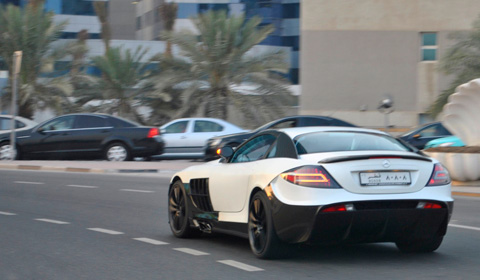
1, 169, 479, 280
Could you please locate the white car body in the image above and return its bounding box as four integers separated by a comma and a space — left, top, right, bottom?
0, 115, 37, 132
168, 127, 453, 258
157, 118, 246, 159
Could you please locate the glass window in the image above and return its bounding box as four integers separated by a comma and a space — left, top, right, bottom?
231, 134, 276, 163
269, 120, 296, 129
75, 115, 108, 129
39, 116, 75, 131
418, 124, 450, 137
165, 121, 188, 133
294, 132, 409, 154
421, 32, 437, 61
107, 116, 136, 128
193, 121, 223, 133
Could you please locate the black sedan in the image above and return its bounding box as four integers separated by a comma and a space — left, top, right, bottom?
0, 113, 164, 161
204, 115, 356, 161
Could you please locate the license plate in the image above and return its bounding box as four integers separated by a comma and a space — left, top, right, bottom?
359, 171, 411, 186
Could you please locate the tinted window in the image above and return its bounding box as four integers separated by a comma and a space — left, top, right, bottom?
107, 117, 137, 128
419, 124, 450, 137
40, 116, 75, 131
268, 120, 296, 129
193, 121, 223, 132
231, 134, 276, 163
165, 121, 188, 133
294, 132, 409, 154
75, 115, 108, 129
300, 117, 354, 127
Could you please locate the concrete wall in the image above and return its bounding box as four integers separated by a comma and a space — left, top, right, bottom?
300, 0, 480, 129
109, 0, 137, 40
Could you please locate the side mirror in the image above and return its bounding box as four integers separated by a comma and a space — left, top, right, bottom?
218, 146, 234, 160
36, 127, 45, 134
413, 134, 421, 139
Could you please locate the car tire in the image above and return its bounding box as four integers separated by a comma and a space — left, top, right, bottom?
395, 235, 444, 253
0, 142, 19, 160
104, 142, 131, 161
168, 180, 201, 238
248, 191, 289, 259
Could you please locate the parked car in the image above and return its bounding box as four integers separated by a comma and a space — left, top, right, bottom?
0, 115, 37, 131
204, 115, 356, 161
154, 118, 246, 159
168, 126, 453, 259
424, 135, 465, 149
399, 122, 452, 149
0, 113, 164, 161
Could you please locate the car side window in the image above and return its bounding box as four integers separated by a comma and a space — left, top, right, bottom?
419, 124, 450, 137
165, 121, 188, 133
300, 117, 328, 126
39, 116, 75, 131
269, 120, 296, 129
75, 115, 108, 129
193, 121, 223, 133
231, 134, 276, 163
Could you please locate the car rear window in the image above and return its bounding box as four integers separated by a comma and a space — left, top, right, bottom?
294, 132, 410, 154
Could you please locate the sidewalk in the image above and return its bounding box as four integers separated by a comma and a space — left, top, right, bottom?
0, 160, 479, 197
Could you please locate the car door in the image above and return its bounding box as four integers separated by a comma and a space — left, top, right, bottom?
208, 134, 277, 212
20, 115, 77, 157
67, 115, 112, 152
161, 120, 191, 154
189, 120, 225, 153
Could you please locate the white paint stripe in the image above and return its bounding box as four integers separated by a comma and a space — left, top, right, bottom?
0, 211, 16, 215
133, 238, 169, 245
217, 260, 264, 272
14, 181, 45, 185
67, 185, 98, 189
35, 219, 70, 225
120, 189, 155, 193
87, 228, 124, 235
173, 248, 210, 256
449, 224, 480, 232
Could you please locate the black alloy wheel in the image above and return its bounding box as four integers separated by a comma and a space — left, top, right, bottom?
248, 191, 286, 259
168, 181, 200, 238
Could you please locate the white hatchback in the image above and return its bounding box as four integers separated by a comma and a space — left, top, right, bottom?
156, 118, 246, 159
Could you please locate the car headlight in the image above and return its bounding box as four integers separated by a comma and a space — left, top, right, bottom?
439, 142, 455, 147
209, 138, 222, 147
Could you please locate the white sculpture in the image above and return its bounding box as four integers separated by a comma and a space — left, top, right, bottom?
442, 78, 480, 146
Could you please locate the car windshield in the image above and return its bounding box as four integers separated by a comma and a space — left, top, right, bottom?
294, 131, 411, 154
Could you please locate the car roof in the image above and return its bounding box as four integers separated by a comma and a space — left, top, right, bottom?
277, 126, 389, 138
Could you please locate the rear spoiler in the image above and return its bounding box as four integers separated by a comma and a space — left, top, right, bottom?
318, 154, 432, 164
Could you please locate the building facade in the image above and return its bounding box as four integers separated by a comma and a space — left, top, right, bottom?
300, 0, 480, 129
135, 0, 300, 84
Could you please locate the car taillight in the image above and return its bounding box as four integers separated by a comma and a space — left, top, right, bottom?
426, 163, 451, 186
280, 165, 341, 188
417, 201, 444, 209
147, 128, 159, 138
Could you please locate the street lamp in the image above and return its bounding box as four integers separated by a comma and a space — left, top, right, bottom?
377, 95, 394, 132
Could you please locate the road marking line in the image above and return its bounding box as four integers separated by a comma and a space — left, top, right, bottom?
449, 224, 480, 232
67, 185, 98, 189
120, 189, 155, 193
35, 219, 70, 225
217, 260, 264, 272
0, 211, 16, 216
173, 248, 210, 256
14, 181, 45, 185
133, 238, 169, 245
87, 228, 124, 235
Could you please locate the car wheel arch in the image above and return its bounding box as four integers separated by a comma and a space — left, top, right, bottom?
103, 141, 131, 161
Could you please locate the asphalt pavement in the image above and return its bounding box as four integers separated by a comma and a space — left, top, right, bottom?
0, 159, 479, 197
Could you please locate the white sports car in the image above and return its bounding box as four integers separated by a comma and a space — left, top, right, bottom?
168, 127, 453, 259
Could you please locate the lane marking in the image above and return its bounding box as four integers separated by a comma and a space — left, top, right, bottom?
173, 248, 210, 256
217, 260, 264, 272
133, 238, 169, 245
449, 224, 480, 232
0, 211, 16, 216
35, 218, 70, 225
14, 181, 45, 185
120, 189, 155, 193
87, 228, 124, 235
67, 184, 98, 189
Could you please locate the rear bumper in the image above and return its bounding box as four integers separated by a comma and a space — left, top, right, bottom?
266, 187, 453, 245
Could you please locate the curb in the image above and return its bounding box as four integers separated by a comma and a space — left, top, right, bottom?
0, 164, 176, 175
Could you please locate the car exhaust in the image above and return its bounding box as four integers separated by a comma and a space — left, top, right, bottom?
193, 219, 212, 233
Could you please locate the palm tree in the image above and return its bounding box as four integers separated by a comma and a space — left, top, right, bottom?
85, 46, 172, 123
0, 3, 71, 118
428, 15, 480, 118
93, 1, 110, 54
159, 2, 178, 59
156, 10, 293, 126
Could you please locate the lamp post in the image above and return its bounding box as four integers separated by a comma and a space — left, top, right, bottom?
377, 95, 394, 133
9, 51, 22, 161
